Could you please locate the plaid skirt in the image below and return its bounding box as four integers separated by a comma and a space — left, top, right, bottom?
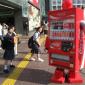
3, 49, 15, 60
31, 43, 40, 54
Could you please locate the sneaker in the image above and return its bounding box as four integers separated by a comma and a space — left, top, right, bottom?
10, 65, 15, 68
37, 58, 44, 62
3, 69, 10, 73
30, 57, 36, 61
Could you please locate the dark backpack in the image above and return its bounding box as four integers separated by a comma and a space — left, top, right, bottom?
28, 36, 33, 48
1, 37, 6, 49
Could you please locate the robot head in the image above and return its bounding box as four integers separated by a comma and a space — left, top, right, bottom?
62, 0, 73, 9
80, 20, 85, 32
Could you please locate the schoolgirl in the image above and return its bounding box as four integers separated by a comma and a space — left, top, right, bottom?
30, 26, 44, 62
3, 25, 15, 73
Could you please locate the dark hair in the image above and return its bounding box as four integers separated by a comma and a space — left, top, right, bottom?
35, 26, 41, 31
35, 26, 44, 34
8, 25, 14, 31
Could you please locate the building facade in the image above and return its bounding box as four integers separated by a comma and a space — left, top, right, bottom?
50, 0, 85, 10
0, 0, 29, 34
28, 0, 40, 31
39, 0, 49, 24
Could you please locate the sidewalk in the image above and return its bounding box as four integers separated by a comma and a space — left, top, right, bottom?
0, 36, 30, 84
0, 35, 85, 85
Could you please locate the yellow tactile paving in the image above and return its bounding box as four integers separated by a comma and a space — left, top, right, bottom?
2, 53, 32, 85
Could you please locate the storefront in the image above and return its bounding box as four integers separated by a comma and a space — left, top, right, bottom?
0, 0, 28, 35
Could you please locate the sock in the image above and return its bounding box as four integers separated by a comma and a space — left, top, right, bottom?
4, 65, 8, 70
10, 63, 12, 65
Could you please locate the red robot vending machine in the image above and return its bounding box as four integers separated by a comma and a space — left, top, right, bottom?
45, 8, 84, 83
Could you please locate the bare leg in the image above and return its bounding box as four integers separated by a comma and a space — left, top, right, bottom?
37, 53, 44, 62
4, 60, 8, 69
4, 60, 9, 65
3, 60, 10, 73
30, 53, 36, 61
10, 60, 15, 68
10, 60, 14, 65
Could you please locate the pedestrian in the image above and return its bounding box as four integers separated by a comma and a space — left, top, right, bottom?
12, 26, 18, 55
2, 23, 8, 36
3, 25, 15, 73
43, 21, 48, 37
0, 23, 3, 49
23, 21, 28, 35
29, 26, 44, 62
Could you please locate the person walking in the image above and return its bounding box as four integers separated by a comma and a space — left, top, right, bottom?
29, 26, 44, 62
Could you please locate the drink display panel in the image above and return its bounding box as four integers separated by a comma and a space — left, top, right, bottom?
50, 18, 75, 41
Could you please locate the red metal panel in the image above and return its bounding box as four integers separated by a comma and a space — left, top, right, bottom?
46, 8, 84, 83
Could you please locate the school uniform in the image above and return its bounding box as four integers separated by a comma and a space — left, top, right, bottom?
31, 32, 40, 54
3, 33, 15, 60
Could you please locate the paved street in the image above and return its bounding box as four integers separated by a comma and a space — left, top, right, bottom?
0, 0, 85, 85
0, 35, 85, 85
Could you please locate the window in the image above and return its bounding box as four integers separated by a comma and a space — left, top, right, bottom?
82, 0, 85, 4
83, 4, 85, 8
52, 0, 57, 5
57, 0, 61, 4
53, 6, 57, 10
57, 6, 61, 10
73, 0, 76, 4
77, 0, 82, 4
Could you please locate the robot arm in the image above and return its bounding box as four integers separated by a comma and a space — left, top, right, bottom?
45, 37, 50, 50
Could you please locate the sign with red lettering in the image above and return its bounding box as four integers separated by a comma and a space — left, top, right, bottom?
29, 0, 39, 8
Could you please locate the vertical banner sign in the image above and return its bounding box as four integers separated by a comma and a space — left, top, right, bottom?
22, 0, 28, 17
29, 0, 39, 8
39, 0, 46, 16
